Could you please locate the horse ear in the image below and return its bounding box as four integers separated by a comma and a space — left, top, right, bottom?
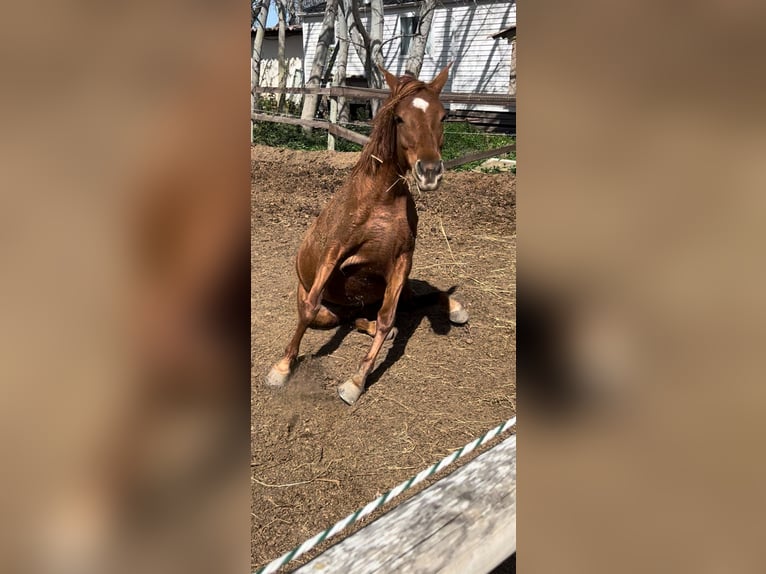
429, 62, 452, 94
379, 65, 399, 92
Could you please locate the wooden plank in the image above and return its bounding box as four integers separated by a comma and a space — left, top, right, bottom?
251, 85, 379, 99
251, 113, 369, 146
252, 85, 515, 106
330, 86, 387, 100
442, 94, 514, 106
327, 123, 369, 146
295, 434, 516, 574
250, 113, 516, 169
251, 113, 515, 165
253, 86, 333, 96
251, 112, 327, 130
252, 86, 381, 98
444, 144, 516, 170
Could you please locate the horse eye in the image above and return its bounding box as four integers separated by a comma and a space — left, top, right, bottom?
395, 115, 404, 124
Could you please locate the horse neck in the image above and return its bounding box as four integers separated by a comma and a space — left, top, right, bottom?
357, 160, 410, 202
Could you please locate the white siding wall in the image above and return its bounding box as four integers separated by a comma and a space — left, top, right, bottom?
258, 34, 304, 105
303, 0, 515, 112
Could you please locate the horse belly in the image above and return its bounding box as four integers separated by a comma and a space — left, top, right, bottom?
324, 264, 387, 307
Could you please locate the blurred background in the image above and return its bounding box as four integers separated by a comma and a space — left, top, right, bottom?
2, 0, 766, 572
520, 0, 766, 572
0, 1, 250, 573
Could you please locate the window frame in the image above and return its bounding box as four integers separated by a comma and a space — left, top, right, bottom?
399, 14, 418, 58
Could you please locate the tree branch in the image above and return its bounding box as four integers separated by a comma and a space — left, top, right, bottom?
350, 0, 371, 49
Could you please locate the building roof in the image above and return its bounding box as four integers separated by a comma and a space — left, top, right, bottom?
302, 0, 511, 17
250, 24, 303, 37
490, 25, 516, 40
303, 0, 440, 16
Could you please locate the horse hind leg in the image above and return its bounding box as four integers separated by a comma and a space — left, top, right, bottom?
401, 280, 469, 325
442, 292, 469, 324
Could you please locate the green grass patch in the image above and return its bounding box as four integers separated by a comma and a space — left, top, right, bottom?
251, 121, 367, 152
252, 117, 515, 168
441, 122, 515, 171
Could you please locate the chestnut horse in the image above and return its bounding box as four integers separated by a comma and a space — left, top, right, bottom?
266, 65, 468, 404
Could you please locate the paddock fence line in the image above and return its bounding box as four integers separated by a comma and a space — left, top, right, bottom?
250, 112, 369, 146
251, 84, 515, 167
250, 110, 515, 169
252, 85, 516, 107
253, 415, 517, 574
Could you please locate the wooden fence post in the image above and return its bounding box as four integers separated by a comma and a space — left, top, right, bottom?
328, 82, 337, 151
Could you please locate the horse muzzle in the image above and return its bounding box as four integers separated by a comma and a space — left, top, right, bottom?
414, 159, 445, 191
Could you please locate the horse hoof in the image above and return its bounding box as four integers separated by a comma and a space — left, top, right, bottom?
338, 380, 364, 405
265, 366, 289, 387
449, 305, 469, 325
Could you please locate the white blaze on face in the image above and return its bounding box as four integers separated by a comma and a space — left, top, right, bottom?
412, 97, 430, 112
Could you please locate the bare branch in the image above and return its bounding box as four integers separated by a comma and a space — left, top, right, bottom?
350, 0, 371, 49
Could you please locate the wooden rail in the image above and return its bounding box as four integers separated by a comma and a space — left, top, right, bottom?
253, 85, 515, 107
444, 144, 516, 170
252, 112, 513, 169
252, 78, 516, 166
294, 434, 517, 574
251, 113, 369, 146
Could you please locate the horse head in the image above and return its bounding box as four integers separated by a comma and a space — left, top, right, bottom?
380, 64, 451, 191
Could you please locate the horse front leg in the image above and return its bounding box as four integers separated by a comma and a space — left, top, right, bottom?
338, 254, 411, 405
265, 253, 341, 387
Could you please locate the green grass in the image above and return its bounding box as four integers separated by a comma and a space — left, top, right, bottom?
251, 121, 367, 152
441, 122, 515, 171
252, 116, 515, 169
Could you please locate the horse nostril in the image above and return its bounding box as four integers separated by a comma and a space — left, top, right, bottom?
415, 160, 424, 177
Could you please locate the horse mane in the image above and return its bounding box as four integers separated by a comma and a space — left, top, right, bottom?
352, 77, 429, 178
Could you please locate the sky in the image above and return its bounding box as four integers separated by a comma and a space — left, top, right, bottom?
252, 1, 279, 29
266, 4, 278, 27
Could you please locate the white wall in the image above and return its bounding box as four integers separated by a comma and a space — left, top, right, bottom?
258, 33, 304, 105
303, 0, 516, 112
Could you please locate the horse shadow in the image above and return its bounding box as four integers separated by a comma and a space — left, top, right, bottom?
313, 279, 461, 390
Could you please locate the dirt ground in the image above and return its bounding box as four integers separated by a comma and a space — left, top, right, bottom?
251, 145, 516, 570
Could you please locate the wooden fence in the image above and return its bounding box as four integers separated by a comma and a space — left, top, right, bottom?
250, 112, 369, 146
252, 85, 516, 107
294, 433, 517, 573
251, 85, 515, 169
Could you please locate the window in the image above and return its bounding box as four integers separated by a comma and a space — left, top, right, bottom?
400, 14, 432, 58
400, 16, 418, 56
